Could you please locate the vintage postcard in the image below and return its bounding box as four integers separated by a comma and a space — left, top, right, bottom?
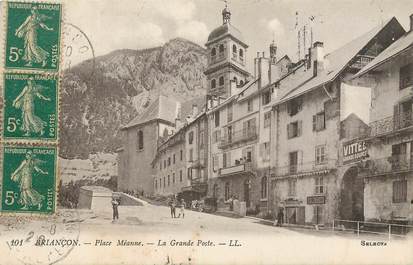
0, 0, 413, 264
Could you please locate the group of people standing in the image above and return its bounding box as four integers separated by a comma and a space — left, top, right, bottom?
168, 196, 186, 218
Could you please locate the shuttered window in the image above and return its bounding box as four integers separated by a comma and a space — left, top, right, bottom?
287, 121, 302, 139
400, 63, 413, 89
312, 112, 326, 132
393, 180, 407, 203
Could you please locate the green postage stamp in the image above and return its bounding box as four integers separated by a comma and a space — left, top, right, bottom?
1, 146, 56, 214
4, 2, 62, 71
2, 73, 58, 141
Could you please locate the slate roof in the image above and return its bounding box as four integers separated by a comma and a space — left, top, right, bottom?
354, 29, 413, 78
122, 95, 178, 129
274, 17, 402, 106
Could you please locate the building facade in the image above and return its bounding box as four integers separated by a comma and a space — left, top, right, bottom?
269, 18, 405, 226
355, 17, 413, 224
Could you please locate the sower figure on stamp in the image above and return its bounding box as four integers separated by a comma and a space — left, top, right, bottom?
111, 196, 119, 221
13, 78, 50, 136
15, 6, 54, 67
11, 151, 47, 210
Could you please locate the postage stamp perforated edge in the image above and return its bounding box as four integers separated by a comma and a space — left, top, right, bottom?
0, 142, 58, 215
2, 0, 63, 73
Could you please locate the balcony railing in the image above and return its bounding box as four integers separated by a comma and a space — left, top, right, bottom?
370, 113, 413, 137
367, 155, 413, 176
272, 159, 337, 178
219, 162, 253, 177
219, 127, 258, 149
350, 55, 375, 70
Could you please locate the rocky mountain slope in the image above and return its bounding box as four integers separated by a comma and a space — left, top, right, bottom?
60, 38, 207, 159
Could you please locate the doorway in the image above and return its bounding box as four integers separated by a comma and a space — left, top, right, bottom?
339, 167, 364, 221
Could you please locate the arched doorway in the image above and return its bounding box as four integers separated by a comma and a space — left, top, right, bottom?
339, 167, 364, 221
244, 179, 251, 207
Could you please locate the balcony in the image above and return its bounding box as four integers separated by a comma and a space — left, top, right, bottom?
350, 55, 375, 70
219, 162, 253, 177
218, 127, 258, 149
272, 159, 337, 178
370, 113, 413, 137
367, 155, 413, 177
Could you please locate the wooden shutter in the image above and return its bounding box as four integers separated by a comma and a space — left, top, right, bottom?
287, 124, 291, 139
394, 104, 400, 130
227, 152, 231, 167
312, 115, 316, 131
298, 121, 303, 137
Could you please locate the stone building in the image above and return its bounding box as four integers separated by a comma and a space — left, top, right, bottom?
353, 15, 413, 224
152, 125, 188, 196
269, 18, 405, 226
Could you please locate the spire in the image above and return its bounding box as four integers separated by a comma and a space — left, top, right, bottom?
270, 32, 277, 63
222, 0, 231, 24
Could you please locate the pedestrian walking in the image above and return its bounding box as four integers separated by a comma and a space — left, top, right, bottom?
177, 199, 186, 218
111, 196, 119, 221
276, 208, 284, 227
168, 197, 176, 218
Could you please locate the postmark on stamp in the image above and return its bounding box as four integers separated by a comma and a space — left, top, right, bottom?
2, 72, 58, 141
1, 145, 56, 214
4, 1, 62, 71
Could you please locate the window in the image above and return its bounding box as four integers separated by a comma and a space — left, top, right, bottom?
155, 179, 157, 190
223, 152, 231, 168
180, 150, 183, 161
213, 155, 219, 171
211, 79, 216, 89
200, 131, 205, 147
225, 182, 230, 201
188, 168, 192, 180
137, 130, 144, 150
211, 47, 216, 57
160, 178, 162, 188
287, 98, 302, 116
219, 76, 224, 87
260, 142, 270, 161
287, 121, 302, 139
313, 111, 326, 131
239, 49, 244, 58
227, 103, 233, 122
173, 173, 175, 184
233, 77, 238, 86
393, 179, 407, 203
188, 131, 194, 144
315, 176, 325, 194
264, 112, 271, 128
315, 145, 326, 165
261, 176, 268, 199
179, 170, 183, 182
215, 111, 220, 127
243, 118, 256, 136
212, 130, 221, 143
163, 176, 166, 187
168, 157, 171, 166
391, 143, 408, 170
247, 99, 253, 112
289, 151, 298, 174
219, 44, 224, 54
189, 148, 193, 162
400, 63, 413, 89
394, 99, 413, 130
173, 154, 176, 164
232, 44, 237, 53
262, 91, 271, 105
288, 178, 297, 196
167, 175, 170, 186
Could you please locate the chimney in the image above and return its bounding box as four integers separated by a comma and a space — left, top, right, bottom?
230, 79, 238, 96
311, 41, 324, 77
410, 14, 413, 32
270, 42, 277, 64
192, 104, 198, 117
255, 52, 270, 89
175, 118, 183, 130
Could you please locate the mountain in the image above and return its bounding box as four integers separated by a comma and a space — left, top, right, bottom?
60, 38, 208, 159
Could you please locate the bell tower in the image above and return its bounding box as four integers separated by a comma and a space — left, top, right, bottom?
204, 3, 250, 99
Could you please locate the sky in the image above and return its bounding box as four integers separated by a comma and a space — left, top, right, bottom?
65, 0, 413, 70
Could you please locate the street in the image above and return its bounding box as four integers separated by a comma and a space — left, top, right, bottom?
1, 203, 413, 265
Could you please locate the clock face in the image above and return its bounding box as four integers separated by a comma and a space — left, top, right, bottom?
62, 22, 96, 77
2, 210, 81, 265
